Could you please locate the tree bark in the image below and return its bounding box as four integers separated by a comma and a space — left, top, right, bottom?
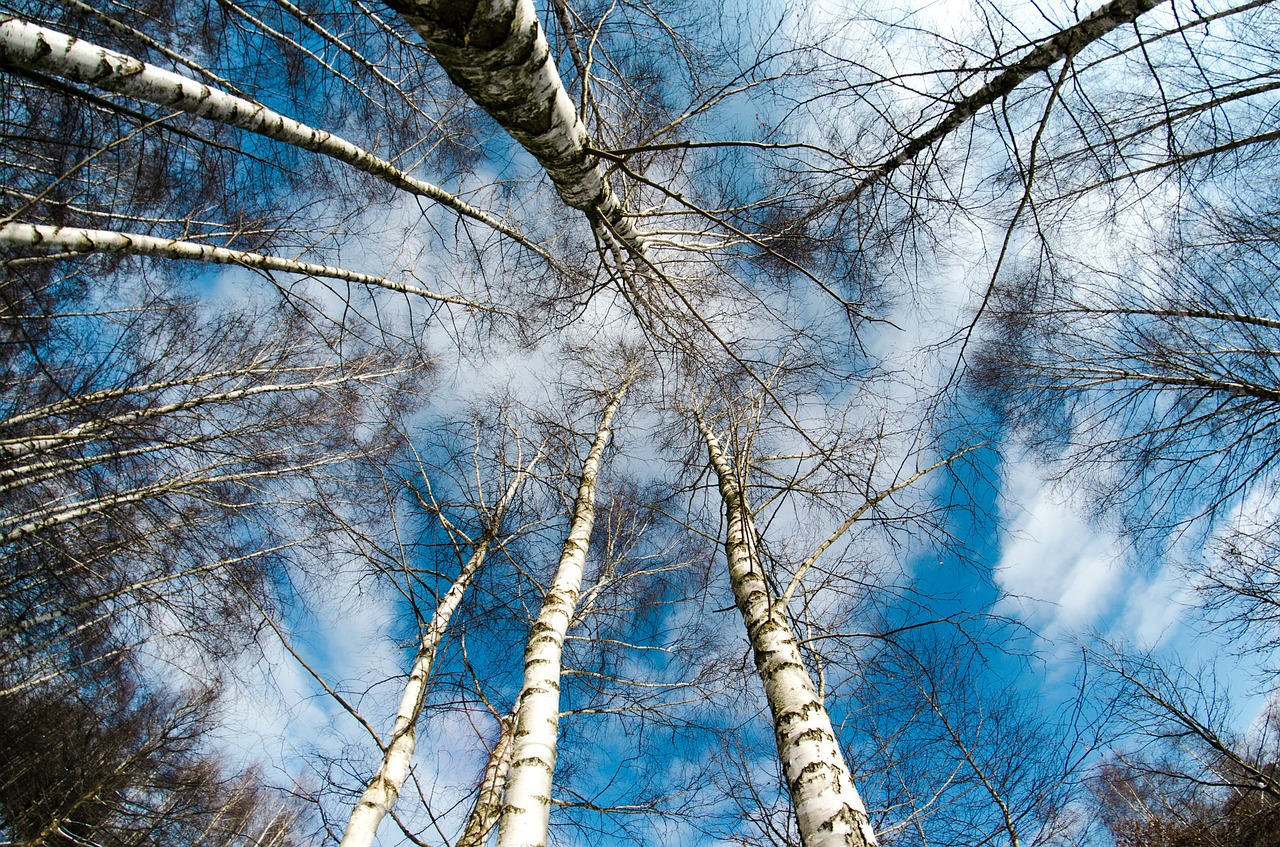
457, 713, 517, 847
1, 459, 339, 545
841, 0, 1165, 202
0, 368, 402, 460
697, 416, 878, 847
339, 455, 540, 847
0, 223, 487, 309
383, 0, 646, 253
496, 382, 630, 847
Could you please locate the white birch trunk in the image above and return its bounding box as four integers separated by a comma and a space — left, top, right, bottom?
0, 223, 486, 309
496, 384, 629, 847
340, 456, 540, 847
0, 18, 549, 260
383, 0, 646, 253
697, 419, 878, 847
2, 366, 296, 431
0, 436, 210, 493
0, 459, 340, 545
841, 0, 1164, 201
457, 713, 517, 847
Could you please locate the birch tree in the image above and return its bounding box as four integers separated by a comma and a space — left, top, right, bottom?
0, 659, 315, 847
1083, 648, 1280, 847
694, 411, 878, 847
0, 280, 423, 696
496, 376, 631, 847
339, 448, 540, 847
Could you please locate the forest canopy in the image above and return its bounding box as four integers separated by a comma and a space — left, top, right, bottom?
3, 0, 1280, 846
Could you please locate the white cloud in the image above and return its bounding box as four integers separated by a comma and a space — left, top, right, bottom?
994, 458, 1127, 642
992, 451, 1219, 659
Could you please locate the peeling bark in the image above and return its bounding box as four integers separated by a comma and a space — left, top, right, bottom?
497, 382, 630, 847
697, 417, 878, 847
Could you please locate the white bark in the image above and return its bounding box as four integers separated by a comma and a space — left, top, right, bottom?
840, 0, 1165, 201
339, 455, 540, 847
457, 713, 517, 847
0, 459, 340, 545
697, 418, 878, 847
497, 384, 630, 847
0, 223, 490, 309
0, 17, 550, 262
0, 436, 211, 493
384, 0, 647, 253
1, 365, 302, 432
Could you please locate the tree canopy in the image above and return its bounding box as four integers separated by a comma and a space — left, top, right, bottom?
3, 0, 1280, 846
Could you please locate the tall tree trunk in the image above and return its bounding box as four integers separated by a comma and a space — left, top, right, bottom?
339, 454, 540, 847
457, 712, 517, 847
496, 382, 630, 847
1, 460, 339, 546
384, 0, 646, 253
696, 416, 878, 847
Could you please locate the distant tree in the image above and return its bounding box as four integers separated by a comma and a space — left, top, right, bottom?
0, 277, 422, 697
1083, 648, 1280, 847
1092, 747, 1280, 847
0, 661, 315, 847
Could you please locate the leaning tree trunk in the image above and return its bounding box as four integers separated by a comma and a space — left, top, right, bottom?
339, 454, 540, 847
841, 0, 1166, 202
383, 0, 646, 254
697, 417, 878, 847
383, 0, 1164, 253
0, 224, 482, 309
0, 19, 548, 260
496, 382, 630, 847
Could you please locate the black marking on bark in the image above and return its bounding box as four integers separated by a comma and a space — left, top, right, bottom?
789, 760, 838, 793
777, 702, 822, 726
33, 32, 52, 62
763, 660, 806, 679
818, 804, 869, 833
